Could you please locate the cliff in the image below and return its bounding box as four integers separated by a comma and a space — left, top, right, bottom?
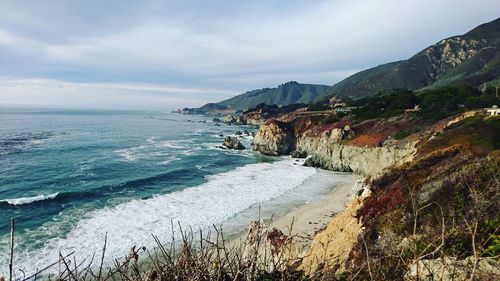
253, 114, 418, 177
296, 129, 416, 177
251, 109, 499, 279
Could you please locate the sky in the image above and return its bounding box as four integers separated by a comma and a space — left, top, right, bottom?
0, 0, 499, 110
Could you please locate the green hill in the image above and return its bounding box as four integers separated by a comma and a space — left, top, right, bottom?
315, 17, 500, 101
210, 81, 330, 110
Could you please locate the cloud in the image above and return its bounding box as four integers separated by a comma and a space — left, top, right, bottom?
0, 77, 238, 110
0, 0, 499, 108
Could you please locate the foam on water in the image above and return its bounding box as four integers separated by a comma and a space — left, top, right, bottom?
1, 193, 59, 205
10, 159, 317, 273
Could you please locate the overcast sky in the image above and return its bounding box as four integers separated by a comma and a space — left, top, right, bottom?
0, 0, 499, 110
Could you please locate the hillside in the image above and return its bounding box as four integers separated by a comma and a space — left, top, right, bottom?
211, 81, 330, 110
315, 17, 500, 101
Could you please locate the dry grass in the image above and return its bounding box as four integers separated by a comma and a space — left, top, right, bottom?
11, 220, 305, 281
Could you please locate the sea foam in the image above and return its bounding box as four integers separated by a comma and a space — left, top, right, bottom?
1, 193, 59, 205
11, 159, 317, 273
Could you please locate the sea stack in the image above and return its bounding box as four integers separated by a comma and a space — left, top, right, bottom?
223, 136, 245, 150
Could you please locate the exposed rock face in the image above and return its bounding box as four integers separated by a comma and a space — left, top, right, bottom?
296, 128, 416, 177
221, 114, 236, 124
252, 120, 295, 156
300, 195, 365, 276
423, 37, 490, 80
223, 136, 245, 150
251, 117, 415, 176
240, 110, 267, 126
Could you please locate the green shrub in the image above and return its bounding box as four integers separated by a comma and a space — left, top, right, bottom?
393, 127, 421, 139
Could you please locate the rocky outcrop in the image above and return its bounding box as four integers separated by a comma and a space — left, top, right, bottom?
240, 110, 268, 126
223, 136, 245, 150
300, 193, 367, 276
221, 114, 236, 124
423, 37, 490, 80
221, 114, 246, 125
297, 129, 416, 177
252, 120, 295, 156
252, 118, 416, 176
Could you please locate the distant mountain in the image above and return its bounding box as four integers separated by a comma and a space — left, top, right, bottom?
210, 81, 330, 110
315, 17, 500, 101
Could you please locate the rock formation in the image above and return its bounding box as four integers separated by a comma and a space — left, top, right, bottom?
223, 136, 245, 150
252, 120, 295, 156
221, 114, 237, 124
296, 128, 416, 177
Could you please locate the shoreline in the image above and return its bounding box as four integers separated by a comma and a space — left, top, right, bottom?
228, 172, 359, 251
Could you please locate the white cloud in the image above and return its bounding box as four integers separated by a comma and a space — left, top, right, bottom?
0, 0, 499, 108
0, 77, 238, 110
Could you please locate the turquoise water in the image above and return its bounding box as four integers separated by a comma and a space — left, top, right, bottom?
0, 107, 349, 273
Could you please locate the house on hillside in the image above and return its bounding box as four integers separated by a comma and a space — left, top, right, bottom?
486, 105, 500, 116
329, 97, 346, 108
335, 107, 354, 114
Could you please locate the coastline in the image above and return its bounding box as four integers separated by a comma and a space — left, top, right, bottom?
228, 172, 359, 251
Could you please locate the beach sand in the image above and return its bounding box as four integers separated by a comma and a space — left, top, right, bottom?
230, 175, 359, 251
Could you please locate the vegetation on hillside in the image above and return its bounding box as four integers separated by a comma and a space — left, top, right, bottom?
214, 81, 330, 110
349, 85, 500, 121
315, 17, 500, 101
340, 116, 500, 280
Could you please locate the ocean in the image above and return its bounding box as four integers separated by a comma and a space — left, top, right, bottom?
0, 108, 351, 273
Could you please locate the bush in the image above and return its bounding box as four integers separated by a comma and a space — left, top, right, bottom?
307, 102, 330, 111
393, 127, 420, 139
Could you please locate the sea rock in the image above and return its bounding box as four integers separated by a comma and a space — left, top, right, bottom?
291, 150, 308, 158
223, 136, 245, 150
221, 114, 237, 124
235, 116, 247, 125
252, 120, 295, 156
244, 130, 250, 136
235, 131, 243, 136
212, 117, 221, 123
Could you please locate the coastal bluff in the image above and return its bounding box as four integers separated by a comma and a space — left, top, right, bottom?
251, 117, 416, 177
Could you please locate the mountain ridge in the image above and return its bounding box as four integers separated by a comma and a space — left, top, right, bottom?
206, 81, 330, 110
315, 17, 500, 101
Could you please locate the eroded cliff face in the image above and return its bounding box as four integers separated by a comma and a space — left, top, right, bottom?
240, 110, 267, 126
251, 120, 295, 156
252, 120, 416, 177
297, 128, 416, 177
300, 191, 367, 276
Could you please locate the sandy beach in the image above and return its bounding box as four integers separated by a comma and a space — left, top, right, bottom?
230, 174, 359, 251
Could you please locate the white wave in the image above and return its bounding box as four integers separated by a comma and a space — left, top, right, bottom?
158, 140, 187, 149
115, 148, 138, 161
2, 193, 59, 205
11, 159, 317, 273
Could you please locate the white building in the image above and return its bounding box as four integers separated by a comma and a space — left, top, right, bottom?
487, 105, 500, 116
